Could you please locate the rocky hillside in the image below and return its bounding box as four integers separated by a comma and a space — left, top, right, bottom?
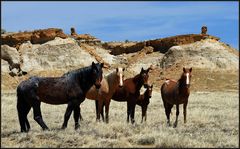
1, 27, 238, 92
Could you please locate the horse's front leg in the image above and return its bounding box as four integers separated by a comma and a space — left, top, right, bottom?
32, 100, 49, 131
62, 101, 74, 129
183, 101, 188, 124
130, 96, 137, 124
105, 99, 111, 123
73, 106, 80, 130
173, 103, 180, 128
127, 101, 130, 123
97, 99, 103, 122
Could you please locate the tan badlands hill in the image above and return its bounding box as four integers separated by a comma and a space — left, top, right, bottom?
1, 28, 239, 92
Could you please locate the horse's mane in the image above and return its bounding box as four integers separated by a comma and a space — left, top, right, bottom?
63, 65, 95, 92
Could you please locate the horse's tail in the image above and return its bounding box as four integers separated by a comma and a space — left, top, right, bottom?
17, 85, 31, 132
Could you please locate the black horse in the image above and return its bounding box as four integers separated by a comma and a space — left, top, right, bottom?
16, 62, 103, 132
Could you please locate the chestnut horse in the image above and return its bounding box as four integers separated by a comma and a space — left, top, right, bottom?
161, 67, 192, 127
85, 67, 125, 123
16, 62, 103, 132
136, 84, 153, 123
111, 67, 151, 124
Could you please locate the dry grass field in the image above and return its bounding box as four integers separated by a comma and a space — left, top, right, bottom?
1, 89, 238, 148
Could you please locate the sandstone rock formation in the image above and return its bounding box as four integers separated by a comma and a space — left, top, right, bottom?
201, 26, 208, 34
71, 27, 78, 36
102, 42, 146, 55
1, 45, 27, 76
1, 28, 67, 49
147, 34, 219, 53
18, 38, 96, 72
160, 39, 238, 71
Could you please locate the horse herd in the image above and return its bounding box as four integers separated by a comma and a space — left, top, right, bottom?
16, 62, 192, 132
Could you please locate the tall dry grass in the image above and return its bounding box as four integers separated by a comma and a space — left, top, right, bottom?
1, 90, 239, 148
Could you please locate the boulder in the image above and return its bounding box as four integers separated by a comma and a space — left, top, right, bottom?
19, 38, 96, 72
160, 39, 238, 71
1, 45, 21, 70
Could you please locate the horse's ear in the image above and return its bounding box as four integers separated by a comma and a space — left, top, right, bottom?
101, 63, 104, 68
189, 67, 192, 72
141, 67, 144, 73
92, 61, 96, 67
183, 67, 186, 73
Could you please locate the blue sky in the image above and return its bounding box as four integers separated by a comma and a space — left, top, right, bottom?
1, 1, 239, 49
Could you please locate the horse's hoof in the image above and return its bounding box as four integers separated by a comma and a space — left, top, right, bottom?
61, 126, 67, 130
131, 119, 135, 124
173, 123, 177, 128
43, 127, 50, 131
75, 124, 80, 130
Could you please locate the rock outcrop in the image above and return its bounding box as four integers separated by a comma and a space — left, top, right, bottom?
1, 45, 27, 76
18, 38, 96, 72
147, 34, 220, 53
102, 42, 146, 55
103, 34, 219, 55
1, 28, 67, 49
160, 39, 238, 71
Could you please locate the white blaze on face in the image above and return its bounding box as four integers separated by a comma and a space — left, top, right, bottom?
119, 68, 123, 86
186, 73, 190, 85
165, 80, 170, 85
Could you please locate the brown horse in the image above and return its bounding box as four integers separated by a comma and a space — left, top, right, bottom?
161, 67, 192, 127
86, 67, 125, 123
111, 66, 151, 124
136, 84, 153, 123
16, 62, 103, 132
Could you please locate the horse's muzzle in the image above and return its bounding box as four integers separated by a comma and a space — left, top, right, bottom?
119, 85, 123, 88
144, 84, 148, 88
95, 84, 101, 89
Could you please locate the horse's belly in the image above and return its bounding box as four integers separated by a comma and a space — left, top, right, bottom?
38, 94, 68, 105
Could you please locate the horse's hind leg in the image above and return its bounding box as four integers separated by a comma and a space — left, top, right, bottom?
32, 100, 49, 131
164, 101, 173, 126
17, 100, 28, 132
24, 105, 31, 131
173, 104, 179, 128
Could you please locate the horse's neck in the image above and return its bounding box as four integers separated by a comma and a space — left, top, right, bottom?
133, 74, 143, 91
76, 67, 94, 92
106, 72, 118, 93
177, 76, 189, 96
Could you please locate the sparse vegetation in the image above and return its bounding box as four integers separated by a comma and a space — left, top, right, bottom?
1, 90, 238, 147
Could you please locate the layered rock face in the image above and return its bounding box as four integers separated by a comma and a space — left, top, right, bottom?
103, 34, 220, 55
160, 39, 238, 71
147, 34, 219, 53
1, 28, 67, 49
